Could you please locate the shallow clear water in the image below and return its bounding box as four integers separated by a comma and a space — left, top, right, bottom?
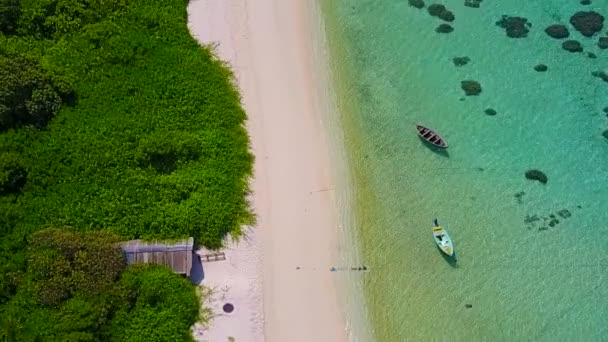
321, 0, 608, 340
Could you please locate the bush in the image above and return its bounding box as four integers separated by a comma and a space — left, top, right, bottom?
0, 152, 27, 195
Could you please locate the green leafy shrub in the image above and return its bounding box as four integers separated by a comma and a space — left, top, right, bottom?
17, 0, 126, 38
0, 152, 27, 195
136, 132, 204, 174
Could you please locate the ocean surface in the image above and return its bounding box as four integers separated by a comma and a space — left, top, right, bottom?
320, 0, 608, 340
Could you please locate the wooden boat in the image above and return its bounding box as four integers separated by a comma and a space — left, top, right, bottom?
432, 219, 454, 257
416, 125, 448, 148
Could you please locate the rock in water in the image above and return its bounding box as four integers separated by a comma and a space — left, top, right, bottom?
408, 0, 425, 9
436, 24, 454, 33
428, 4, 455, 22
461, 80, 482, 95
525, 169, 548, 184
562, 40, 583, 52
464, 0, 482, 8
570, 11, 604, 37
484, 108, 497, 116
453, 56, 470, 67
496, 16, 531, 38
592, 71, 608, 82
544, 24, 569, 39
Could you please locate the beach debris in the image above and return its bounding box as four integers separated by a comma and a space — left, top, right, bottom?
562, 40, 583, 53
428, 4, 455, 22
514, 191, 525, 204
534, 64, 548, 72
484, 108, 497, 116
436, 24, 454, 33
461, 80, 482, 96
525, 169, 548, 184
223, 303, 234, 313
587, 52, 597, 59
545, 24, 570, 39
570, 11, 604, 37
581, 0, 592, 5
592, 70, 608, 82
330, 266, 368, 272
465, 304, 473, 308
452, 56, 470, 67
296, 266, 300, 270
599, 37, 608, 49
408, 0, 425, 9
496, 15, 531, 38
464, 0, 482, 8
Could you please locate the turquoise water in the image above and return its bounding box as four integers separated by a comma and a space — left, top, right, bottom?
322, 0, 608, 340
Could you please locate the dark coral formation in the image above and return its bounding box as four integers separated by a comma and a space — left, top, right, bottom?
461, 80, 482, 95
525, 169, 547, 184
452, 56, 470, 66
545, 24, 569, 39
598, 37, 608, 49
408, 0, 425, 9
592, 70, 608, 82
588, 52, 597, 58
514, 191, 525, 204
580, 0, 591, 5
570, 11, 604, 37
496, 15, 531, 38
562, 40, 583, 52
534, 64, 548, 72
484, 108, 497, 116
428, 4, 455, 22
525, 208, 574, 231
602, 129, 608, 139
464, 0, 482, 8
436, 23, 454, 33
603, 107, 608, 113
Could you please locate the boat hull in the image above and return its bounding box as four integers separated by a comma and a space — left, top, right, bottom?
416, 125, 448, 149
432, 222, 454, 257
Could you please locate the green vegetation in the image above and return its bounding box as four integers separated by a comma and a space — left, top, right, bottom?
1, 229, 200, 341
0, 0, 254, 339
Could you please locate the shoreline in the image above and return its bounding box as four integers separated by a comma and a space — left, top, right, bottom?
187, 0, 350, 341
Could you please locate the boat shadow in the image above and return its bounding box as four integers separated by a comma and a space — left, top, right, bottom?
437, 247, 458, 268
418, 136, 450, 158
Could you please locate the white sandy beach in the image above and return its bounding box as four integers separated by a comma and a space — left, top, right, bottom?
188, 0, 349, 341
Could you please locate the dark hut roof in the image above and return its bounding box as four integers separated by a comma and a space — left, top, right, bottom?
120, 238, 194, 276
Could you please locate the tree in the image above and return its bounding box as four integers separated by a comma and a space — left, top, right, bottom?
0, 152, 27, 195
0, 0, 20, 34
0, 54, 73, 131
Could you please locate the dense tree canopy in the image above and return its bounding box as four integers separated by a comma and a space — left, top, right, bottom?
0, 0, 254, 339
0, 0, 20, 34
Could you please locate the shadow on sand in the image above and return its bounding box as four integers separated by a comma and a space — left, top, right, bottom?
189, 252, 205, 285
418, 136, 450, 158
